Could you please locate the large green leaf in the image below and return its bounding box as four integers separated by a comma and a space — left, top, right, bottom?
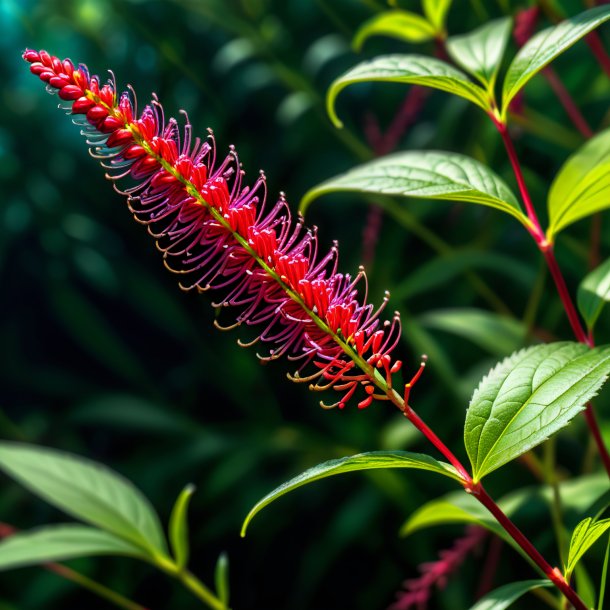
502, 5, 610, 115
567, 517, 610, 579
464, 343, 610, 482
326, 55, 490, 128
241, 451, 461, 536
353, 11, 436, 50
578, 257, 610, 331
446, 17, 512, 90
0, 525, 147, 571
547, 128, 610, 242
469, 580, 552, 610
300, 151, 527, 225
422, 0, 452, 33
0, 442, 167, 557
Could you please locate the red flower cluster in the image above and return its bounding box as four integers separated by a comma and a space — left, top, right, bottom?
23, 49, 404, 409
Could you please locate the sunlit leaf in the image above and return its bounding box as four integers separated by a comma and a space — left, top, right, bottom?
326, 55, 490, 128
422, 0, 452, 33
502, 5, 610, 115
547, 128, 610, 242
578, 257, 610, 331
446, 18, 512, 89
0, 525, 147, 571
464, 343, 610, 482
241, 451, 462, 536
169, 484, 196, 570
353, 11, 436, 51
567, 517, 610, 578
300, 151, 527, 226
469, 580, 552, 610
0, 442, 167, 557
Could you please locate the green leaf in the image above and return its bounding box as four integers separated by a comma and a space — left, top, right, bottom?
567, 517, 610, 578
0, 442, 167, 557
0, 525, 147, 571
418, 308, 527, 357
502, 5, 610, 115
422, 0, 452, 33
599, 534, 610, 610
214, 552, 230, 606
169, 484, 196, 570
353, 11, 436, 50
547, 128, 610, 242
468, 580, 552, 610
578, 257, 610, 331
241, 451, 462, 536
300, 151, 527, 226
464, 342, 610, 482
326, 55, 490, 128
446, 18, 512, 90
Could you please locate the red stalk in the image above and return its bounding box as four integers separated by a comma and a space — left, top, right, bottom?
586, 31, 610, 78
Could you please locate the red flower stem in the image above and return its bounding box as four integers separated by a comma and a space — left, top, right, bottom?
473, 486, 588, 610
542, 67, 593, 138
586, 31, 610, 78
493, 117, 610, 478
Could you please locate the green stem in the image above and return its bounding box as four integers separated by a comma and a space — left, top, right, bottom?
177, 569, 228, 610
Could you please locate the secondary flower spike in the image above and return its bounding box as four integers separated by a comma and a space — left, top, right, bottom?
23, 49, 404, 409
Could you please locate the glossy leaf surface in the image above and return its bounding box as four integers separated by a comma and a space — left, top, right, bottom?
469, 580, 552, 610
567, 517, 610, 578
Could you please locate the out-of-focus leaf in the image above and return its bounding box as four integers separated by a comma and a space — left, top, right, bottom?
326, 55, 490, 128
422, 0, 452, 33
0, 525, 148, 571
241, 451, 462, 536
599, 535, 610, 610
169, 484, 195, 570
502, 5, 610, 115
418, 308, 527, 357
353, 11, 436, 51
468, 580, 552, 610
301, 151, 526, 225
547, 128, 610, 242
577, 257, 610, 331
465, 343, 610, 481
0, 442, 167, 557
566, 517, 610, 579
446, 18, 512, 89
215, 552, 230, 607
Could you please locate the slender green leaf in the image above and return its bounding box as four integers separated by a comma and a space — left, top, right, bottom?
599, 534, 610, 610
169, 484, 196, 570
418, 308, 527, 357
578, 257, 610, 330
447, 18, 512, 89
469, 580, 552, 610
464, 342, 610, 482
300, 151, 527, 226
567, 517, 610, 578
422, 0, 452, 33
241, 451, 461, 536
502, 5, 610, 114
547, 128, 610, 242
215, 552, 230, 606
0, 442, 167, 556
353, 11, 436, 50
0, 525, 147, 571
326, 55, 490, 128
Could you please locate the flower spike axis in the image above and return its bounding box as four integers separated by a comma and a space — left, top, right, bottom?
22, 48, 405, 410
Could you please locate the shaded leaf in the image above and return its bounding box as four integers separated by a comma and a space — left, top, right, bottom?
502, 5, 610, 114
169, 484, 196, 570
0, 442, 167, 557
547, 128, 610, 242
300, 151, 526, 225
578, 257, 610, 330
241, 451, 461, 536
464, 343, 610, 482
447, 18, 512, 89
326, 55, 490, 128
0, 525, 147, 571
215, 552, 230, 606
567, 517, 610, 578
353, 11, 436, 51
469, 580, 552, 610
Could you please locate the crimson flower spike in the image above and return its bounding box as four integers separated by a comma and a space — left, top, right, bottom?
23, 49, 406, 410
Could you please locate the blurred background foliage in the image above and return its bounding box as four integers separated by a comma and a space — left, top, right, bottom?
1, 0, 610, 608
